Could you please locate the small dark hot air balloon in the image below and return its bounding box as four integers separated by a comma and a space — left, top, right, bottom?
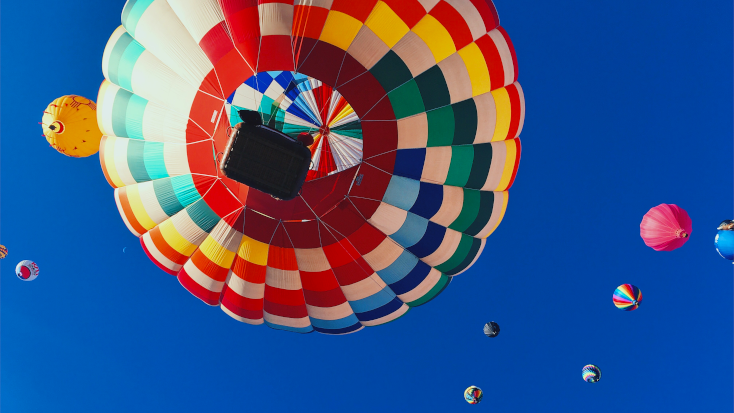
483, 321, 500, 337
640, 204, 692, 251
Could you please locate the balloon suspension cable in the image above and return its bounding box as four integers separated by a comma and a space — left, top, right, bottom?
292, 0, 314, 72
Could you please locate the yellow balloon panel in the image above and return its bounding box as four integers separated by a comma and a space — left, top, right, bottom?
42, 95, 102, 158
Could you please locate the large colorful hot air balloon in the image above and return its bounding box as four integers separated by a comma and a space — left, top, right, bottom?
715, 220, 734, 262
42, 95, 102, 157
613, 284, 642, 311
582, 365, 601, 383
16, 260, 39, 281
97, 0, 524, 334
640, 204, 692, 251
464, 386, 483, 404
0, 245, 7, 260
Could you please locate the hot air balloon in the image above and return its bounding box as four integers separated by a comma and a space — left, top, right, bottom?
640, 204, 692, 251
97, 0, 524, 334
0, 245, 7, 259
715, 220, 734, 261
582, 365, 601, 383
613, 284, 642, 311
464, 386, 483, 404
16, 260, 39, 281
483, 321, 500, 337
42, 95, 102, 157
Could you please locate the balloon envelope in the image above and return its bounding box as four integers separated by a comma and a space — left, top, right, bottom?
613, 284, 642, 311
0, 245, 7, 259
16, 260, 39, 281
42, 95, 102, 157
640, 204, 692, 251
483, 321, 500, 337
464, 386, 483, 404
582, 365, 601, 383
715, 230, 734, 260
97, 0, 525, 334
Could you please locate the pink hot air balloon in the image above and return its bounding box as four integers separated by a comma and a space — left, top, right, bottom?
640, 204, 692, 251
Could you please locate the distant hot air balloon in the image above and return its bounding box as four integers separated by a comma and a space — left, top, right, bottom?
582, 365, 601, 383
613, 284, 642, 311
42, 95, 102, 158
483, 321, 500, 337
464, 386, 483, 404
16, 260, 39, 281
640, 204, 692, 251
0, 245, 7, 259
715, 220, 734, 261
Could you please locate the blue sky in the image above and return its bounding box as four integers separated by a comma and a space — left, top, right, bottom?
2, 0, 732, 411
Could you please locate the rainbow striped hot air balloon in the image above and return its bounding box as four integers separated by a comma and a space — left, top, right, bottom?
613, 284, 642, 311
464, 386, 483, 404
582, 365, 601, 383
97, 0, 524, 335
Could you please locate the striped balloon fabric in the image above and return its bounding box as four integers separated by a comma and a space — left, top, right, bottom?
0, 245, 7, 260
464, 386, 483, 404
613, 284, 642, 311
582, 365, 601, 383
97, 0, 524, 334
226, 71, 363, 180
640, 204, 692, 251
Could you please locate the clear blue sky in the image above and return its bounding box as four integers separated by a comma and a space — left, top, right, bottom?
2, 0, 732, 411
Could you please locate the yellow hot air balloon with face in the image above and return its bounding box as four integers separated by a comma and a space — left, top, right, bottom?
42, 95, 102, 158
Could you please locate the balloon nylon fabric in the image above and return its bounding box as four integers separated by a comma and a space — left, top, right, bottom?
582, 365, 601, 383
16, 260, 39, 281
715, 230, 734, 260
97, 0, 525, 335
226, 71, 364, 181
639, 204, 692, 251
42, 95, 102, 158
464, 386, 483, 404
612, 284, 642, 311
